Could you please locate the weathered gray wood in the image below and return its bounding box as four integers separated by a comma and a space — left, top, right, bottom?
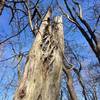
13, 8, 64, 100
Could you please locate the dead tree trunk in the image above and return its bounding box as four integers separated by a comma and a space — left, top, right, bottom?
13, 8, 64, 100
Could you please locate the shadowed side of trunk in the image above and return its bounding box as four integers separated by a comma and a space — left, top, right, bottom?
0, 0, 5, 15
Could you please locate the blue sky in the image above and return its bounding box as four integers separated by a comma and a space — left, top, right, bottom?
0, 0, 100, 100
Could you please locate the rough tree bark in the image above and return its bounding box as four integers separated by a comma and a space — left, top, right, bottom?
13, 8, 64, 100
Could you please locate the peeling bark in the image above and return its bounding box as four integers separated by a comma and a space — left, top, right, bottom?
13, 8, 64, 100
